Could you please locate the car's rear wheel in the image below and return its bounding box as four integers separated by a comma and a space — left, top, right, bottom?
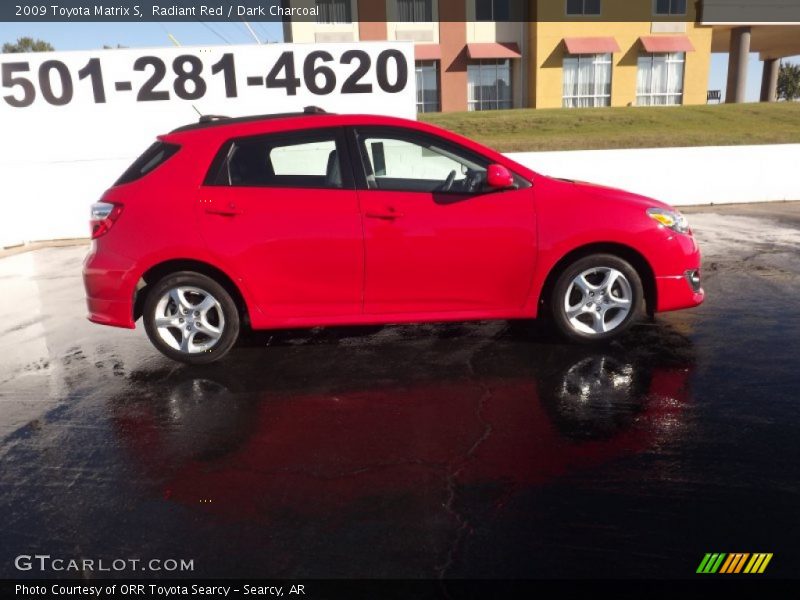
143, 272, 240, 364
549, 254, 643, 342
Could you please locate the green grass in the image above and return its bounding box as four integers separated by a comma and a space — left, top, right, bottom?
419, 102, 800, 152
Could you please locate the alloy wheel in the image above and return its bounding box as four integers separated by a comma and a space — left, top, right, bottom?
563, 267, 633, 335
153, 286, 225, 354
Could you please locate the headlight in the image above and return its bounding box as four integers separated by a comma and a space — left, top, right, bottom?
647, 207, 690, 234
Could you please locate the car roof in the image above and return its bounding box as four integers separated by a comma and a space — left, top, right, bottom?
169, 106, 330, 133
161, 109, 443, 146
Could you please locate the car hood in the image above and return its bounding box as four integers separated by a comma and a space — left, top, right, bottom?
554, 177, 675, 211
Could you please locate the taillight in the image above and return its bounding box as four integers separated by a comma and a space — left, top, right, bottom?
90, 202, 123, 239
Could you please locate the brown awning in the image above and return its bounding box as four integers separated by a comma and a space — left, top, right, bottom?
414, 44, 441, 61
639, 35, 695, 53
466, 42, 522, 60
564, 37, 621, 54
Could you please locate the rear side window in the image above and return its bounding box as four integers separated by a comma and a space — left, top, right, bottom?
205, 128, 352, 190
116, 141, 180, 185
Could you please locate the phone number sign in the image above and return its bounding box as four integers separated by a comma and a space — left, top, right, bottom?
1, 43, 412, 108
0, 42, 415, 163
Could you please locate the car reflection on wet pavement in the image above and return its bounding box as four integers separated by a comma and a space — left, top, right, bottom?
111, 333, 690, 553
1, 204, 800, 579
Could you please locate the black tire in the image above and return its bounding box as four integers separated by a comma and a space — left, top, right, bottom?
548, 254, 644, 343
143, 271, 240, 364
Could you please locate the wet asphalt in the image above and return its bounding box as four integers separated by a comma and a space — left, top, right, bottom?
1, 202, 799, 580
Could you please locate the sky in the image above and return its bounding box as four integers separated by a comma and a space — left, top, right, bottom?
0, 21, 796, 103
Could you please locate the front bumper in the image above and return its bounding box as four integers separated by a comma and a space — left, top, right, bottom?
655, 272, 705, 312
83, 244, 138, 329
653, 231, 704, 312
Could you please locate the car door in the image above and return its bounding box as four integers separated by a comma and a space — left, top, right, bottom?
197, 127, 363, 320
350, 126, 536, 315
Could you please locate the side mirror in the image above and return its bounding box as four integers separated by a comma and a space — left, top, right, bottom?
486, 164, 515, 189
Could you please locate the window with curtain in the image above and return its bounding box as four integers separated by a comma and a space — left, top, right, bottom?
562, 53, 612, 108
397, 0, 433, 22
636, 52, 685, 106
415, 61, 440, 113
316, 0, 352, 24
566, 0, 601, 15
476, 0, 510, 21
654, 0, 686, 15
467, 60, 512, 111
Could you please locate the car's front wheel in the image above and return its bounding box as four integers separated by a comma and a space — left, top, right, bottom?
143, 271, 240, 364
549, 254, 643, 342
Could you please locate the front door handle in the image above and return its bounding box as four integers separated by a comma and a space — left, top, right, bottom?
365, 209, 403, 220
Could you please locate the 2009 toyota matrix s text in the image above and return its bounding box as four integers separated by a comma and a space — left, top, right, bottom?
83, 108, 704, 364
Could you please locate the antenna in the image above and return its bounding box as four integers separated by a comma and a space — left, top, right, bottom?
241, 20, 262, 44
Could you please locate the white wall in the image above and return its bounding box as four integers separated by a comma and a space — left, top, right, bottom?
0, 159, 131, 247
508, 144, 800, 207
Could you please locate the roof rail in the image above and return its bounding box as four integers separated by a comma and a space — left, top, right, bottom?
198, 114, 230, 123
170, 109, 336, 133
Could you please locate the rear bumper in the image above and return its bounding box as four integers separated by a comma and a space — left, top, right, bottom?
83, 245, 138, 329
86, 298, 136, 328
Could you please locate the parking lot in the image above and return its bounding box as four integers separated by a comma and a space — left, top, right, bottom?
1, 201, 799, 579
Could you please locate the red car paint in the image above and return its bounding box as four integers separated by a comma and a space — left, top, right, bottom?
83, 113, 702, 331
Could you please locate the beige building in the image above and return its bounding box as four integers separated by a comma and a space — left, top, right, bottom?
283, 0, 800, 113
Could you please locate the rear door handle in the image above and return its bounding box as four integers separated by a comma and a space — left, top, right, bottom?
203, 201, 243, 216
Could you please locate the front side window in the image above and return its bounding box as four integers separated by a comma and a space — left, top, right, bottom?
636, 52, 685, 106
476, 0, 510, 21
467, 59, 512, 111
212, 131, 346, 189
396, 0, 433, 21
354, 129, 491, 194
563, 53, 612, 108
566, 0, 601, 15
416, 61, 440, 113
654, 0, 686, 15
316, 0, 352, 24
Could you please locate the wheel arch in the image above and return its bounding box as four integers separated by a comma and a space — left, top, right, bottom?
538, 242, 657, 317
134, 258, 251, 327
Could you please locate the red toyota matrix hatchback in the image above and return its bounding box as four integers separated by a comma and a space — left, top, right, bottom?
83, 108, 703, 364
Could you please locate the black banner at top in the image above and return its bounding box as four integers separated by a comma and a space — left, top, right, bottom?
2, 0, 800, 23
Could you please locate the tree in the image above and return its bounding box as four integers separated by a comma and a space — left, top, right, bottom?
2, 37, 54, 53
777, 62, 800, 101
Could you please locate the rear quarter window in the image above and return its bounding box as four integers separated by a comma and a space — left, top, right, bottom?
203, 128, 352, 190
115, 142, 180, 185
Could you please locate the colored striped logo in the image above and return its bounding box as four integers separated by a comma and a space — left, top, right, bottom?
696, 553, 773, 574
